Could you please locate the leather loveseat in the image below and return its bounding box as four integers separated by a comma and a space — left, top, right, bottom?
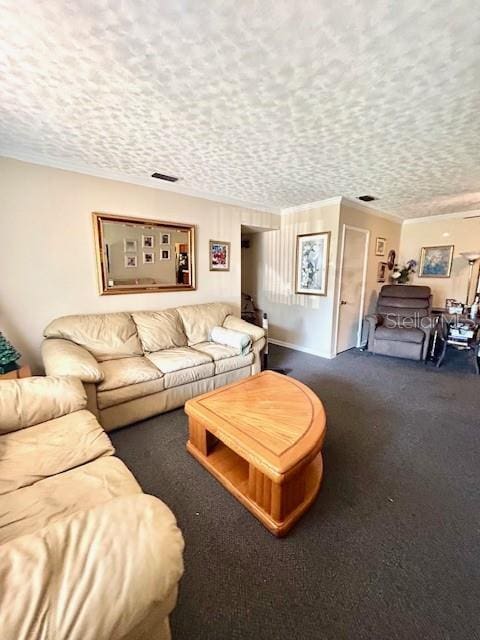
0, 375, 184, 640
365, 284, 433, 361
42, 302, 265, 430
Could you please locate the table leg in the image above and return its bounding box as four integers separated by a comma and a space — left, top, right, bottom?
188, 418, 216, 456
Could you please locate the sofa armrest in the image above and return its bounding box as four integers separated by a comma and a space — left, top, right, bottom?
0, 494, 184, 640
42, 338, 104, 383
223, 315, 265, 343
0, 376, 86, 435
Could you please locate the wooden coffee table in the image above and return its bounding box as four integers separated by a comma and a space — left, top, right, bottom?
185, 371, 326, 536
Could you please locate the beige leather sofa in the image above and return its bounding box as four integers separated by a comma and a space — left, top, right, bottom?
0, 375, 184, 640
42, 302, 266, 430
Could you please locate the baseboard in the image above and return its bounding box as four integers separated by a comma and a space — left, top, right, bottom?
268, 338, 335, 359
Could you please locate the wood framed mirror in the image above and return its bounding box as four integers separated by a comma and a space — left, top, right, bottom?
93, 212, 196, 295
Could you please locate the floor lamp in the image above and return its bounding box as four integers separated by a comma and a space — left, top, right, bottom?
460, 251, 480, 305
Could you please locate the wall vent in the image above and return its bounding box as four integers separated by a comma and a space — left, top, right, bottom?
151, 172, 179, 182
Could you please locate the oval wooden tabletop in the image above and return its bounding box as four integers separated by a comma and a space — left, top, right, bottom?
185, 370, 326, 479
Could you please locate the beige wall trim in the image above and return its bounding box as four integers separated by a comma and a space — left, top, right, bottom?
268, 338, 335, 360
0, 151, 280, 215
402, 209, 480, 225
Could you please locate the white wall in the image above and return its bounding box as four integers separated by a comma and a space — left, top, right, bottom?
338, 203, 402, 314
0, 157, 279, 371
399, 216, 480, 307
249, 203, 341, 358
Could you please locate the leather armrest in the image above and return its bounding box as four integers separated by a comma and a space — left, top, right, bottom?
0, 375, 86, 434
0, 494, 184, 640
223, 315, 265, 342
42, 338, 104, 383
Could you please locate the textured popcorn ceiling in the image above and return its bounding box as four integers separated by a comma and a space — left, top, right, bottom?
1, 0, 480, 218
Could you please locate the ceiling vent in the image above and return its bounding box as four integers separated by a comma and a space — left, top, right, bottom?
151, 172, 179, 182
357, 195, 377, 202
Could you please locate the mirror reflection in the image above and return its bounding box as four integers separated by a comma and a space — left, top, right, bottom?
93, 213, 195, 295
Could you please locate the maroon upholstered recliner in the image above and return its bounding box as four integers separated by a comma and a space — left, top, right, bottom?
365, 285, 433, 361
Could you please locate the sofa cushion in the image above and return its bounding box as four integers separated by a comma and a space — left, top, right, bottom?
163, 363, 215, 390
375, 326, 425, 344
97, 378, 166, 410
0, 410, 113, 496
98, 357, 163, 392
146, 347, 212, 373
131, 309, 187, 353
177, 303, 231, 346
0, 456, 141, 545
192, 341, 240, 361
44, 312, 143, 361
192, 342, 254, 374
0, 376, 86, 435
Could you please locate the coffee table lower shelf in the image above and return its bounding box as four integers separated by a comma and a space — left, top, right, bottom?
187, 425, 323, 537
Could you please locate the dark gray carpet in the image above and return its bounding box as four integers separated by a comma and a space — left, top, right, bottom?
111, 346, 480, 640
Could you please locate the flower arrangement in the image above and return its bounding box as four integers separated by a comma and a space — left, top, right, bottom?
392, 260, 416, 284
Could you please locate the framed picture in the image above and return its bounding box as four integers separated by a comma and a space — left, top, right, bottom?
142, 234, 154, 248
161, 233, 171, 245
209, 240, 230, 271
419, 245, 454, 278
375, 237, 386, 256
143, 252, 155, 264
160, 248, 171, 261
124, 255, 137, 268
377, 261, 387, 283
123, 239, 137, 252
295, 231, 330, 296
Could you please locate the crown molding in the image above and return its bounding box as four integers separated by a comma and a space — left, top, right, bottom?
280, 195, 403, 223
402, 209, 480, 224
339, 196, 403, 222
0, 150, 282, 215
280, 196, 342, 215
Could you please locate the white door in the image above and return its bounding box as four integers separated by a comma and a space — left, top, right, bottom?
336, 225, 369, 353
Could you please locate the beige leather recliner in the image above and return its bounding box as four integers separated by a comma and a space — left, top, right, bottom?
0, 376, 184, 640
42, 302, 266, 430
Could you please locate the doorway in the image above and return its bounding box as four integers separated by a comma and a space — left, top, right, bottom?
335, 225, 369, 353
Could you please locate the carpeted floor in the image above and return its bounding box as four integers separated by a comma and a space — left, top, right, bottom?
111, 345, 480, 640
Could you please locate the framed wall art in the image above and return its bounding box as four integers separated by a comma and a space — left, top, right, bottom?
419, 245, 454, 278
123, 239, 138, 252
295, 231, 330, 296
143, 252, 154, 264
124, 255, 138, 268
160, 248, 171, 261
377, 261, 387, 283
142, 234, 154, 248
209, 240, 230, 271
375, 237, 386, 256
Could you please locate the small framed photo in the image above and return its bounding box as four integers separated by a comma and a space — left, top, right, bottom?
419, 245, 454, 278
377, 261, 387, 283
161, 233, 171, 245
143, 252, 155, 264
375, 237, 386, 256
124, 239, 138, 252
142, 234, 154, 248
209, 240, 231, 271
160, 248, 171, 260
295, 232, 330, 295
124, 255, 137, 268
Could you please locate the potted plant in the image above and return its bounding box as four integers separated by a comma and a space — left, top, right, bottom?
391, 260, 416, 284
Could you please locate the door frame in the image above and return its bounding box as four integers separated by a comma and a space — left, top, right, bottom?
334, 224, 370, 354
